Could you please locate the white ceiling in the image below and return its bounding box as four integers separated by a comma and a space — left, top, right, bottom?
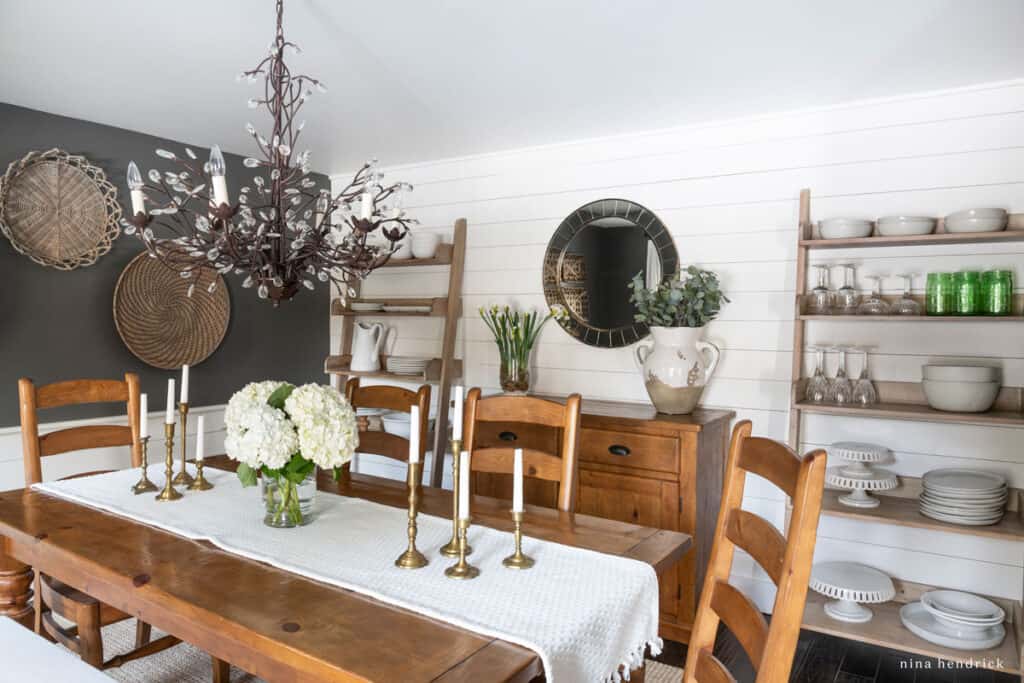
2, 0, 1023, 175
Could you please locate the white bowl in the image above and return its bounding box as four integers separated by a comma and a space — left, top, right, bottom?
944, 208, 1007, 234
380, 411, 411, 439
922, 379, 1000, 413
876, 216, 936, 236
921, 590, 1005, 627
411, 233, 441, 259
922, 363, 1001, 383
819, 218, 873, 239
390, 239, 413, 260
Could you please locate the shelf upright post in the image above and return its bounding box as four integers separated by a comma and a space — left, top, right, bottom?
789, 189, 812, 451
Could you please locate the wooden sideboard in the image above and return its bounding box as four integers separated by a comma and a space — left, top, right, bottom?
471, 396, 734, 643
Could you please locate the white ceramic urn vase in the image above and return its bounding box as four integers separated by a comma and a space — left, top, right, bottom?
635, 326, 721, 415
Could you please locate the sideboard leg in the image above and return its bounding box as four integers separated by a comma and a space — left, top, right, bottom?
0, 539, 33, 628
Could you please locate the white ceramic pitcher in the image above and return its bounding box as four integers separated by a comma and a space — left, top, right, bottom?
635, 326, 721, 414
350, 322, 389, 372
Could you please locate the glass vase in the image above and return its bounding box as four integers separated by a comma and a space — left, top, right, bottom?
499, 356, 531, 394
261, 470, 317, 528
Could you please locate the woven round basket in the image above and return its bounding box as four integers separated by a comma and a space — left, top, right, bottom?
113, 253, 231, 369
0, 148, 121, 270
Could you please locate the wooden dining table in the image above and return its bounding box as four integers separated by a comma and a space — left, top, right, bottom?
0, 455, 691, 682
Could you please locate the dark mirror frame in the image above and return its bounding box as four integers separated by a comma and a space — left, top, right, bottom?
543, 198, 678, 348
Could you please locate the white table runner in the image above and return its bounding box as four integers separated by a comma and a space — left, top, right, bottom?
36, 469, 662, 682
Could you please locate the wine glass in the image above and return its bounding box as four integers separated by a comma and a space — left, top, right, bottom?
806, 265, 832, 315
828, 346, 854, 405
833, 264, 860, 315
805, 346, 830, 403
892, 274, 922, 316
851, 348, 878, 406
857, 275, 891, 315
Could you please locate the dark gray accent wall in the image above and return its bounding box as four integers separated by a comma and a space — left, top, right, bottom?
0, 102, 330, 426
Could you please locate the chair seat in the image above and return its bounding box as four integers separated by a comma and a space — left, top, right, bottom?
41, 575, 131, 626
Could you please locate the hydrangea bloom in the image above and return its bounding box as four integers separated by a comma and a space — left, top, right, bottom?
284, 383, 358, 469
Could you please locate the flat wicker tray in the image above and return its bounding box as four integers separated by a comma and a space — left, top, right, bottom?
0, 148, 121, 270
113, 253, 230, 369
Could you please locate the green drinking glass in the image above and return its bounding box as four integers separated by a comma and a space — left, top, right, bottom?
925, 272, 954, 316
982, 270, 1013, 316
953, 271, 981, 315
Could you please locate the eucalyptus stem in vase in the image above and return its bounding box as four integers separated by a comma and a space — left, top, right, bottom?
225, 381, 358, 527
480, 305, 566, 394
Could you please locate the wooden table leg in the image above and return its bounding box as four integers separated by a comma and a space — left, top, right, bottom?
0, 537, 33, 628
211, 655, 230, 683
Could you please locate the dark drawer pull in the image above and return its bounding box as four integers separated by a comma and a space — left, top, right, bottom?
608, 444, 631, 457
498, 431, 518, 442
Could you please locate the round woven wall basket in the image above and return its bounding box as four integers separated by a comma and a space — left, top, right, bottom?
0, 148, 121, 270
113, 253, 231, 369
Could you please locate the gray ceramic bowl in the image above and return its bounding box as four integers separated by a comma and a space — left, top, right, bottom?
944, 208, 1007, 234
922, 379, 1000, 413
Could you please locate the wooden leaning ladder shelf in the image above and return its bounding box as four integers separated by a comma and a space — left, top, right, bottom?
789, 188, 1024, 678
325, 218, 467, 487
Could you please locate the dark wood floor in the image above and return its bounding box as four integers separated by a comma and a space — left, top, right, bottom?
653, 628, 1017, 682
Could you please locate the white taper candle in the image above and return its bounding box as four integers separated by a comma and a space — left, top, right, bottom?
408, 406, 420, 464
180, 364, 189, 404
165, 379, 175, 424
139, 393, 148, 439
458, 450, 471, 520
195, 415, 206, 462
512, 448, 524, 513
452, 386, 464, 441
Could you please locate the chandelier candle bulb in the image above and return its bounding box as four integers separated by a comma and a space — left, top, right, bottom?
360, 191, 373, 220
452, 386, 463, 441
208, 145, 229, 207
408, 406, 420, 465
512, 448, 524, 513
139, 392, 148, 440
180, 364, 189, 404
165, 379, 175, 424
458, 451, 471, 520
126, 161, 146, 215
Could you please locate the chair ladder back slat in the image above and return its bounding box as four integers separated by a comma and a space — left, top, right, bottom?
725, 509, 786, 585
695, 650, 738, 683
464, 389, 581, 512
36, 379, 128, 410
736, 436, 801, 498
355, 431, 410, 462
709, 580, 769, 669
39, 425, 134, 458
758, 448, 828, 683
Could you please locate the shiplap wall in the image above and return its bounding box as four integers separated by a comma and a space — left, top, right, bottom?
0, 407, 227, 493
333, 79, 1024, 611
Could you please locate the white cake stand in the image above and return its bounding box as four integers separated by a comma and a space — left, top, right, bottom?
826, 467, 899, 508
810, 562, 896, 623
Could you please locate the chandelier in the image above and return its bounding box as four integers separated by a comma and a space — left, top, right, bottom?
124, 0, 412, 305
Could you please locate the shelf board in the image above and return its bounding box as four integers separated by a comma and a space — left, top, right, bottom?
801, 223, 1024, 250
820, 489, 1024, 542
379, 243, 453, 268
802, 590, 1020, 675
800, 314, 1024, 322
330, 297, 449, 317
794, 399, 1024, 427
324, 354, 462, 383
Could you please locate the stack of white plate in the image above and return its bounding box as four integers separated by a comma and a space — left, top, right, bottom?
919, 468, 1007, 526
900, 590, 1006, 650
385, 356, 431, 376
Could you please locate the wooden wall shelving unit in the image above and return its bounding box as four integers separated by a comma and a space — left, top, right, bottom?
326, 219, 467, 486
789, 188, 1024, 678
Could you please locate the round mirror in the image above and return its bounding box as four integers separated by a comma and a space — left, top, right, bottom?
543, 199, 678, 347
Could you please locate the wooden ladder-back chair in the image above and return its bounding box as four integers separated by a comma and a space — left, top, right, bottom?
344, 378, 431, 484
463, 389, 582, 512
683, 420, 827, 683
18, 374, 187, 671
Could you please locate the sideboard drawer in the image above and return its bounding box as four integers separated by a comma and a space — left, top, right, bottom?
579, 428, 678, 474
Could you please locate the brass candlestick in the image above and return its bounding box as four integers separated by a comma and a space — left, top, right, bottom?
187, 457, 214, 491
394, 461, 428, 569
444, 518, 479, 579
155, 423, 183, 502
440, 440, 471, 557
130, 436, 158, 494
502, 511, 535, 569
172, 403, 195, 486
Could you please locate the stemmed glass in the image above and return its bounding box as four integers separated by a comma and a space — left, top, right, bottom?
806, 265, 832, 315
892, 274, 922, 316
828, 346, 854, 405
851, 348, 878, 406
805, 346, 831, 404
857, 275, 891, 315
833, 264, 860, 315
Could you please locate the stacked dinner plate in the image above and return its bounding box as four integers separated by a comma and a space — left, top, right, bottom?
900, 590, 1006, 651
919, 468, 1007, 526
385, 356, 431, 376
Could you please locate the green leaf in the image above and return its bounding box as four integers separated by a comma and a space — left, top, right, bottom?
267, 384, 295, 410
236, 462, 258, 487
283, 455, 315, 484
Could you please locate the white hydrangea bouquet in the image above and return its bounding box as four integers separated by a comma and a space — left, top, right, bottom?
225, 381, 358, 526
